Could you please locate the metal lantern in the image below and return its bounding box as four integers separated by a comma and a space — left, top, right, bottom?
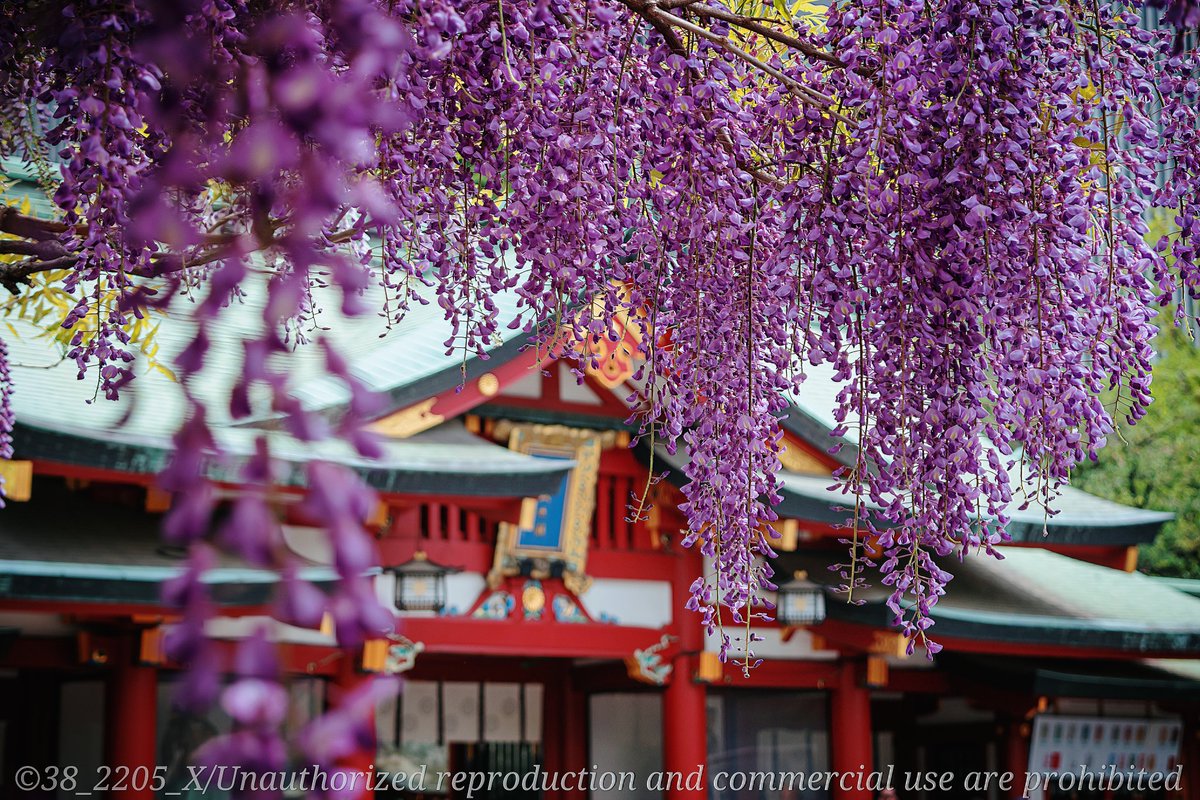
390, 553, 451, 612
775, 570, 827, 626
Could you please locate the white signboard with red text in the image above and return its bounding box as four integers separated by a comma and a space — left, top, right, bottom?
1028, 715, 1183, 776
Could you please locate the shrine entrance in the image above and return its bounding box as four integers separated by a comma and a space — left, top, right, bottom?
451, 742, 543, 800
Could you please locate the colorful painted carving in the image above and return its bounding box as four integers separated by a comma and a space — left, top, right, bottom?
385, 635, 426, 674
472, 590, 515, 620
625, 634, 678, 686
582, 301, 644, 389
551, 594, 589, 624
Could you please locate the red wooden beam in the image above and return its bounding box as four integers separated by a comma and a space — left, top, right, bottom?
0, 635, 86, 671
426, 346, 550, 421
815, 618, 1200, 661
399, 616, 669, 659
404, 654, 562, 683
885, 667, 951, 694
709, 658, 843, 690
0, 631, 344, 675
0, 598, 262, 618
1007, 542, 1136, 572
830, 660, 874, 800
588, 549, 679, 580
105, 632, 158, 800
923, 634, 1200, 660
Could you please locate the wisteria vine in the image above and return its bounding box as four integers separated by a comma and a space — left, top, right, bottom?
0, 337, 12, 506
0, 0, 1199, 774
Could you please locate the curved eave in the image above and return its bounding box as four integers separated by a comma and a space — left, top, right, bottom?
653, 443, 1170, 544
1154, 577, 1200, 599
1032, 667, 1200, 701
473, 402, 636, 432
779, 407, 856, 469
11, 422, 571, 498
776, 473, 1172, 546
371, 335, 534, 418
238, 316, 537, 430
1003, 516, 1175, 547
775, 481, 861, 526
0, 561, 346, 607
825, 597, 1200, 655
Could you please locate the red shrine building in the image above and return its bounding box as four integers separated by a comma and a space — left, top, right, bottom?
3, 159, 1200, 800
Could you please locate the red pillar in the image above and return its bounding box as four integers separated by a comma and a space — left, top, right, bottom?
563, 671, 589, 800
543, 667, 588, 800
1183, 712, 1200, 800
662, 551, 706, 800
662, 655, 707, 800
105, 633, 159, 800
830, 659, 872, 800
1004, 718, 1029, 799
328, 654, 376, 800
543, 676, 565, 800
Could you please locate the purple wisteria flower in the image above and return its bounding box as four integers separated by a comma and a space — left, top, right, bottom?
0, 0, 1198, 771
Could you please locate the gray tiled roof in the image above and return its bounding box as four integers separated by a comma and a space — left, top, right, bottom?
656, 443, 1171, 543
3, 166, 568, 495
785, 547, 1200, 653
776, 361, 1172, 541
0, 163, 1176, 523
5, 302, 568, 495
0, 492, 345, 605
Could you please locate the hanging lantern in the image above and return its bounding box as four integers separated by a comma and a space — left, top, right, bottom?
390, 552, 453, 612
775, 570, 827, 627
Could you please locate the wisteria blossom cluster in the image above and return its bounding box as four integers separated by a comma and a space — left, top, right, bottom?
0, 0, 1199, 762
0, 338, 12, 506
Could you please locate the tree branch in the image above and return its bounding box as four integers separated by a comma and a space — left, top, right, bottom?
642, 4, 851, 121
0, 204, 70, 241
686, 3, 848, 70
0, 255, 68, 294
0, 203, 371, 295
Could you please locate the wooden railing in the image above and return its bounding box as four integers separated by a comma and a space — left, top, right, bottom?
400, 449, 670, 554
416, 501, 501, 544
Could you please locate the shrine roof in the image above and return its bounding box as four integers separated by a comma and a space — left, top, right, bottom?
0, 162, 1179, 527
3, 163, 572, 496
781, 546, 1200, 655
781, 363, 1172, 542
5, 297, 570, 494
936, 653, 1200, 700
773, 471, 1173, 545
0, 485, 348, 606
653, 443, 1171, 545
10, 417, 569, 497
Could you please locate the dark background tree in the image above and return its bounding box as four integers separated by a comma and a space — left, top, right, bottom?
1075, 320, 1200, 578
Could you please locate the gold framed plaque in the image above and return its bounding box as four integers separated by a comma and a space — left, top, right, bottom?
487, 422, 605, 595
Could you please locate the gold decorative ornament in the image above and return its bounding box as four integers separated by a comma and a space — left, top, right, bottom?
0, 460, 32, 502
487, 422, 604, 594
522, 583, 546, 614
368, 398, 445, 439
776, 440, 830, 476
477, 372, 501, 396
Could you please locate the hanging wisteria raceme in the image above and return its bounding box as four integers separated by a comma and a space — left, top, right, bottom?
800, 0, 1200, 648
0, 0, 1198, 767
1152, 0, 1200, 45
0, 337, 12, 506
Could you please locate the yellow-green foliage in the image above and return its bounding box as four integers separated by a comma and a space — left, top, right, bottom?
0, 178, 174, 380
